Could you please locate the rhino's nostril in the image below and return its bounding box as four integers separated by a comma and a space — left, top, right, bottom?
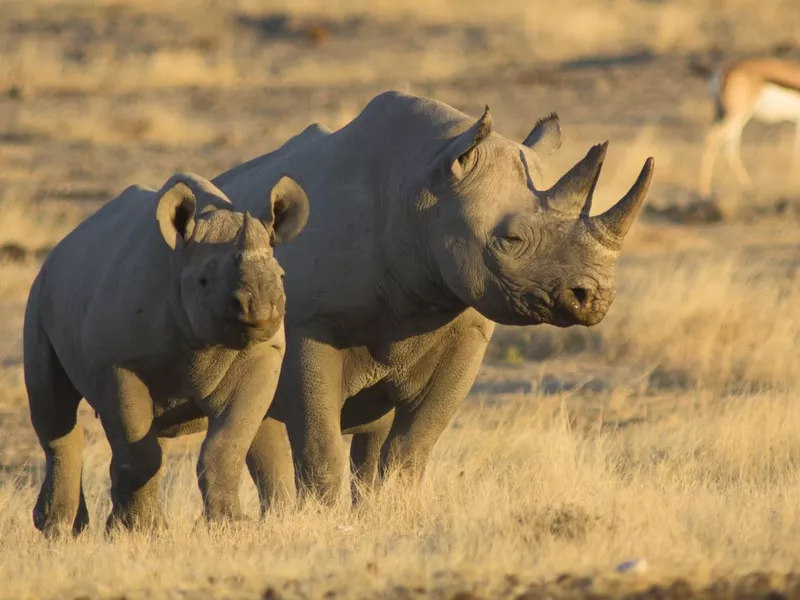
571, 287, 590, 308
231, 290, 250, 319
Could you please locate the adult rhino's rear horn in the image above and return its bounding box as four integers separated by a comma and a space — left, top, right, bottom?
543, 142, 608, 216
593, 157, 654, 243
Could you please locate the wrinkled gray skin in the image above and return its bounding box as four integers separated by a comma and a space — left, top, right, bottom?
24, 172, 309, 535
213, 91, 654, 508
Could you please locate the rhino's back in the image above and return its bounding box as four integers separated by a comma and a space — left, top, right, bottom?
213, 123, 332, 207
35, 185, 169, 379
42, 184, 160, 292
213, 91, 479, 327
216, 125, 387, 324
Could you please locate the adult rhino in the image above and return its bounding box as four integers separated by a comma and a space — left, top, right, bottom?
24, 172, 308, 535
213, 91, 653, 507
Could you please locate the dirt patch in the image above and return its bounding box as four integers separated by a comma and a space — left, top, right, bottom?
512, 572, 799, 599
254, 571, 800, 599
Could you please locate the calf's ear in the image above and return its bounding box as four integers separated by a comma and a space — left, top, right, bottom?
156, 181, 197, 250
262, 175, 310, 245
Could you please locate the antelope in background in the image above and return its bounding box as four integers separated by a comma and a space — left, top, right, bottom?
697, 57, 800, 198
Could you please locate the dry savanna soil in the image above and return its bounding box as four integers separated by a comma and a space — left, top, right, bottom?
1, 0, 800, 598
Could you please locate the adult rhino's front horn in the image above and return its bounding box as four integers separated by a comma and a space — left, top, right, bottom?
591, 157, 655, 248
543, 142, 654, 250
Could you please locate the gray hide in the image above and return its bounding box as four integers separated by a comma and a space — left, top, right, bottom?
213, 91, 654, 507
24, 172, 308, 534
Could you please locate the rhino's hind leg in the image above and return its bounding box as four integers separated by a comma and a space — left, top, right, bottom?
349, 410, 393, 503
246, 416, 296, 515
24, 311, 88, 537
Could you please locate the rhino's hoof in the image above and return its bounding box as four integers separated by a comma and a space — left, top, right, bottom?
105, 510, 167, 535
33, 509, 76, 539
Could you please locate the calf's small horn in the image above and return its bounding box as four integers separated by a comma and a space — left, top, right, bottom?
238, 212, 262, 256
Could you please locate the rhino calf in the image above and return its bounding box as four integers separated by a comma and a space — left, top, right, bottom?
23, 172, 309, 535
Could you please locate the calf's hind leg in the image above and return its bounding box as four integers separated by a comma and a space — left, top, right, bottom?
24, 309, 88, 537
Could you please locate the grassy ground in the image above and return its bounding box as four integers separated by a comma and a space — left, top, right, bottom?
1, 0, 800, 598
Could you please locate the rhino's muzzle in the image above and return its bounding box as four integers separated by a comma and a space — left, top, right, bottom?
550, 286, 611, 327
235, 302, 285, 329
223, 315, 283, 349
218, 290, 285, 348
232, 289, 286, 325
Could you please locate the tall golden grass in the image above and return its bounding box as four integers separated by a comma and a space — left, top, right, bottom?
1, 0, 800, 597
0, 392, 799, 598
2, 186, 800, 596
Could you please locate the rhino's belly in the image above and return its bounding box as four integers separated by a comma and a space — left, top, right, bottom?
153, 398, 207, 438
343, 332, 440, 399
341, 383, 396, 433
338, 311, 494, 431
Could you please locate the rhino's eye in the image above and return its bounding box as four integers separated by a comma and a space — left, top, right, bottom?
199, 276, 208, 288
496, 234, 526, 256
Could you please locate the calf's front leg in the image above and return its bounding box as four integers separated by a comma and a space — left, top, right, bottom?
197, 351, 282, 522
93, 369, 165, 532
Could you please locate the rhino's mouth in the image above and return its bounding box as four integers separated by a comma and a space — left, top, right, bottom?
512, 289, 601, 328
500, 290, 549, 326
214, 314, 282, 349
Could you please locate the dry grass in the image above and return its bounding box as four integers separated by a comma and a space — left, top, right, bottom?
2, 0, 797, 94
605, 256, 800, 389
492, 246, 800, 391
2, 214, 800, 597
0, 191, 94, 300
2, 0, 800, 597
1, 392, 800, 599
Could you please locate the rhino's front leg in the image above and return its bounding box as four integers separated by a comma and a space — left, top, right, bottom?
197, 351, 282, 522
281, 334, 347, 504
380, 326, 489, 482
94, 369, 165, 532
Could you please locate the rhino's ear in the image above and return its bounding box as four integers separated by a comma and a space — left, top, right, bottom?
443, 106, 493, 179
156, 182, 197, 251
523, 112, 562, 156
263, 175, 310, 245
